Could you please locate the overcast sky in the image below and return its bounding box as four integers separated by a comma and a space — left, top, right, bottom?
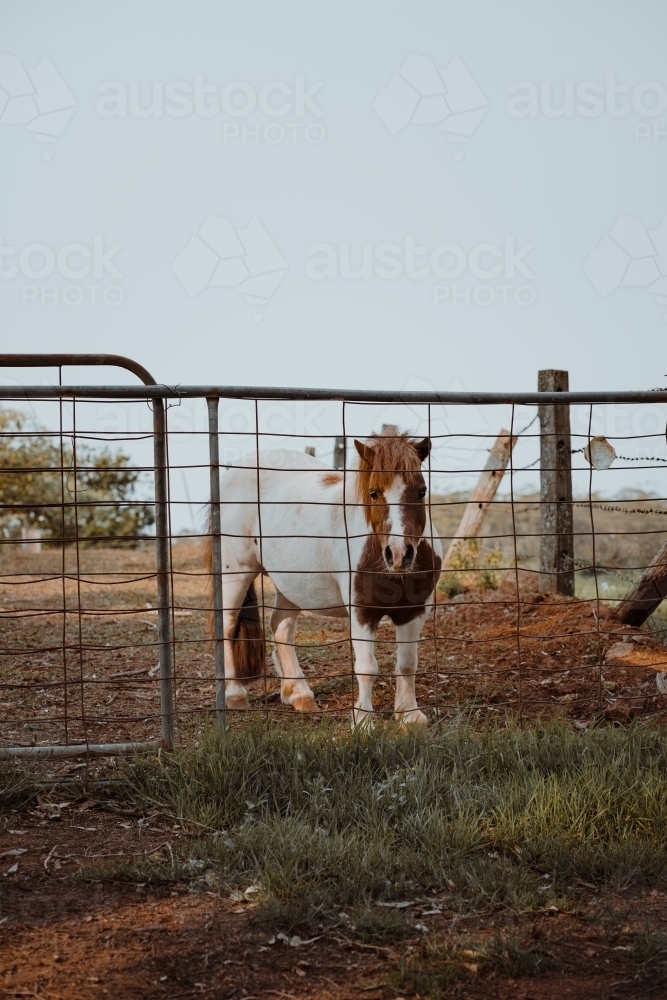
2, 2, 667, 518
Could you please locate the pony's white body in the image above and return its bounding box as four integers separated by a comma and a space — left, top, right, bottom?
218, 445, 442, 723
223, 451, 362, 614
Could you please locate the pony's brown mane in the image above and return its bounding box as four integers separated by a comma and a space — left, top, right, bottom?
355, 431, 424, 506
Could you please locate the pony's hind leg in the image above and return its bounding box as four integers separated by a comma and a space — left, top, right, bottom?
221, 572, 263, 710
394, 613, 428, 726
270, 592, 317, 712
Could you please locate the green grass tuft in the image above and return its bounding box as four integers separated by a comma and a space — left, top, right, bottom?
77, 717, 667, 930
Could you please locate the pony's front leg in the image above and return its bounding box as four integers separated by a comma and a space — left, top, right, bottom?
395, 612, 428, 726
351, 614, 378, 727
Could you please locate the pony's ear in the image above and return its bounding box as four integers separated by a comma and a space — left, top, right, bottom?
414, 437, 431, 463
354, 439, 374, 465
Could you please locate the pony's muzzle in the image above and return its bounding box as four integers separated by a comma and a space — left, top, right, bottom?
384, 541, 416, 572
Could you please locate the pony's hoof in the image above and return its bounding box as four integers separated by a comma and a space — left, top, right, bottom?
226, 694, 249, 710
397, 710, 428, 729
292, 694, 318, 713
351, 709, 375, 730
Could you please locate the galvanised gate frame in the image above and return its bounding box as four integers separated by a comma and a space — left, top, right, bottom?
0, 353, 666, 759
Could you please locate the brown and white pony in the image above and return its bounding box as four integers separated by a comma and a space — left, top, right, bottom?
208, 430, 442, 724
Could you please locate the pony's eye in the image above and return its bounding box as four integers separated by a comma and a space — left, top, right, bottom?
419, 488, 427, 498
369, 490, 378, 500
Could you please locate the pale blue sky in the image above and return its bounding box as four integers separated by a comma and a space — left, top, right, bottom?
2, 0, 667, 392
2, 1, 667, 520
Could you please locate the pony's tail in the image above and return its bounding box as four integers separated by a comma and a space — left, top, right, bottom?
231, 582, 265, 679
205, 512, 265, 680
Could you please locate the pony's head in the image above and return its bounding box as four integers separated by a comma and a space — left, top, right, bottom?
354, 431, 431, 573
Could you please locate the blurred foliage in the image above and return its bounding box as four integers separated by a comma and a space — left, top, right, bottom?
0, 408, 154, 545
438, 537, 505, 598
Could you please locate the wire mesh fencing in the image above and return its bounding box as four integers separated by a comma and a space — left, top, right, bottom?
2, 355, 667, 761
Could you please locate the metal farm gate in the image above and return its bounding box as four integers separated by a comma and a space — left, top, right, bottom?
1, 353, 667, 761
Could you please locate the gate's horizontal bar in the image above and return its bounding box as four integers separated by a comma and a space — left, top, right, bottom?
0, 740, 162, 759
0, 385, 666, 404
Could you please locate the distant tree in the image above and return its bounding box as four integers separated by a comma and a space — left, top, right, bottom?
0, 408, 155, 545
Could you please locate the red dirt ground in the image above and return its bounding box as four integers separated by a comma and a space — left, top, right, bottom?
3, 549, 667, 997
2, 795, 667, 1000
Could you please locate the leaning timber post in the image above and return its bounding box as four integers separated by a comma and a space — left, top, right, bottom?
443, 428, 518, 570
538, 370, 574, 596
611, 539, 667, 627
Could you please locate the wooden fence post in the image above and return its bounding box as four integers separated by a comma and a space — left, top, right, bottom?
538, 370, 574, 596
